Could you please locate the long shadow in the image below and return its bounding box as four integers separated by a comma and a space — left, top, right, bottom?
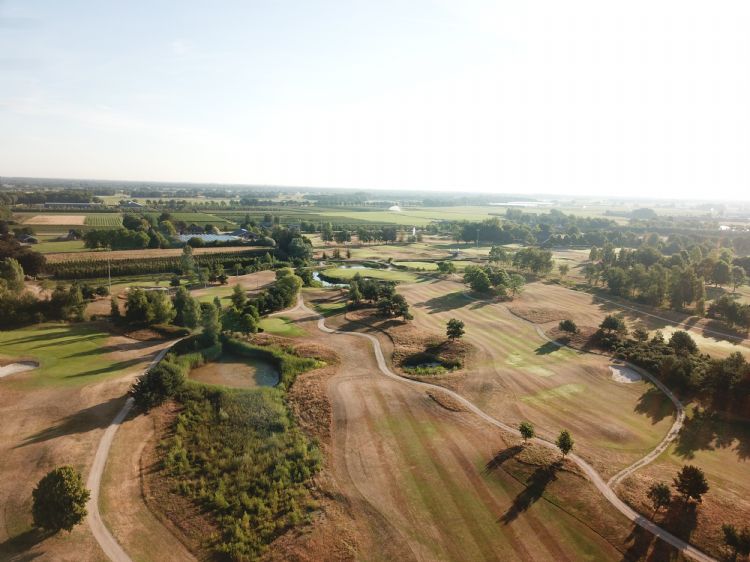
634, 387, 674, 425
674, 408, 750, 461
0, 528, 52, 562
65, 358, 143, 378
0, 330, 73, 346
417, 291, 470, 314
64, 339, 154, 357
483, 445, 523, 474
620, 524, 654, 562
500, 460, 561, 524
534, 342, 560, 355
15, 395, 125, 447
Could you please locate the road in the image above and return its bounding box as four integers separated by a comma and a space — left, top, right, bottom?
300, 295, 717, 562
86, 342, 179, 562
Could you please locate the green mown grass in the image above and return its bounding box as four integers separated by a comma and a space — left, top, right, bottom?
258, 316, 306, 336
33, 239, 88, 254
320, 267, 419, 283
0, 323, 140, 388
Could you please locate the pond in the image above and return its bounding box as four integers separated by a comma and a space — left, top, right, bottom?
189, 353, 280, 388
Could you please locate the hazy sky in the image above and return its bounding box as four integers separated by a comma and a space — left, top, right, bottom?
1, 1, 748, 199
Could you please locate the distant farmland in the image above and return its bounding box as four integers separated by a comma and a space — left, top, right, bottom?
84, 214, 123, 227
44, 245, 260, 263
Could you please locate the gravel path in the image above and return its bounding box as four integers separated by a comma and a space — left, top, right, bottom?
87, 342, 180, 562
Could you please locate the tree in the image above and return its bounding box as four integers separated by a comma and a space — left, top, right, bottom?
669, 330, 698, 355
673, 465, 709, 504
713, 260, 732, 286
558, 319, 578, 334
558, 264, 570, 280
646, 482, 671, 516
0, 257, 24, 293
230, 284, 247, 309
32, 466, 90, 532
556, 429, 574, 458
600, 315, 627, 335
632, 327, 649, 342
465, 267, 491, 293
110, 296, 121, 321
173, 286, 201, 329
180, 244, 195, 276
348, 282, 362, 306
437, 261, 456, 274
199, 303, 221, 347
732, 266, 747, 292
519, 421, 535, 443
722, 524, 750, 560
488, 246, 508, 264
446, 318, 465, 340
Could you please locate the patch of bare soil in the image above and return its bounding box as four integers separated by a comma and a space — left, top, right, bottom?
141, 401, 217, 561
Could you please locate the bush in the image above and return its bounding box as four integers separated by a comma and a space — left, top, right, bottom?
32, 466, 90, 532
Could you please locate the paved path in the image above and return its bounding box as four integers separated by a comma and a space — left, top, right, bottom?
86, 343, 179, 562
301, 295, 716, 562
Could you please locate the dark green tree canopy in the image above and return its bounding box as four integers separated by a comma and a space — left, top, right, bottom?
32, 466, 90, 532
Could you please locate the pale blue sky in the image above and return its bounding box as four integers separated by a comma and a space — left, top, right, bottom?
1, 0, 749, 199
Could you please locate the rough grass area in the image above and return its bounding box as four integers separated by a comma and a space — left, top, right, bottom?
32, 238, 87, 254
159, 340, 325, 560
0, 323, 142, 387
258, 316, 306, 336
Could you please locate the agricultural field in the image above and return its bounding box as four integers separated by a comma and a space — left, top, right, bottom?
84, 214, 123, 227
44, 245, 258, 263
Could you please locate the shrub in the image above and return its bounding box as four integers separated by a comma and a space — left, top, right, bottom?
32, 466, 90, 532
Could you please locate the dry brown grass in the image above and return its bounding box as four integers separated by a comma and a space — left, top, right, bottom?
23, 214, 86, 225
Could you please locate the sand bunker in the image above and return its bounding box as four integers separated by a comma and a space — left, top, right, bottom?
0, 361, 39, 379
609, 365, 642, 383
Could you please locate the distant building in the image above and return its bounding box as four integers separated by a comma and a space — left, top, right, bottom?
120, 200, 145, 208
229, 228, 257, 240
17, 234, 39, 244
44, 202, 103, 209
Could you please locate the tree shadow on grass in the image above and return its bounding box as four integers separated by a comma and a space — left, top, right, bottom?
634, 387, 674, 425
417, 291, 470, 314
500, 460, 561, 524
15, 395, 125, 447
0, 528, 53, 561
673, 408, 750, 461
64, 358, 142, 378
64, 339, 156, 357
534, 342, 561, 355
483, 445, 523, 475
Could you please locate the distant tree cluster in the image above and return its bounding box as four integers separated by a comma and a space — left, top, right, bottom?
463, 265, 524, 298
596, 318, 750, 417
346, 275, 412, 320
